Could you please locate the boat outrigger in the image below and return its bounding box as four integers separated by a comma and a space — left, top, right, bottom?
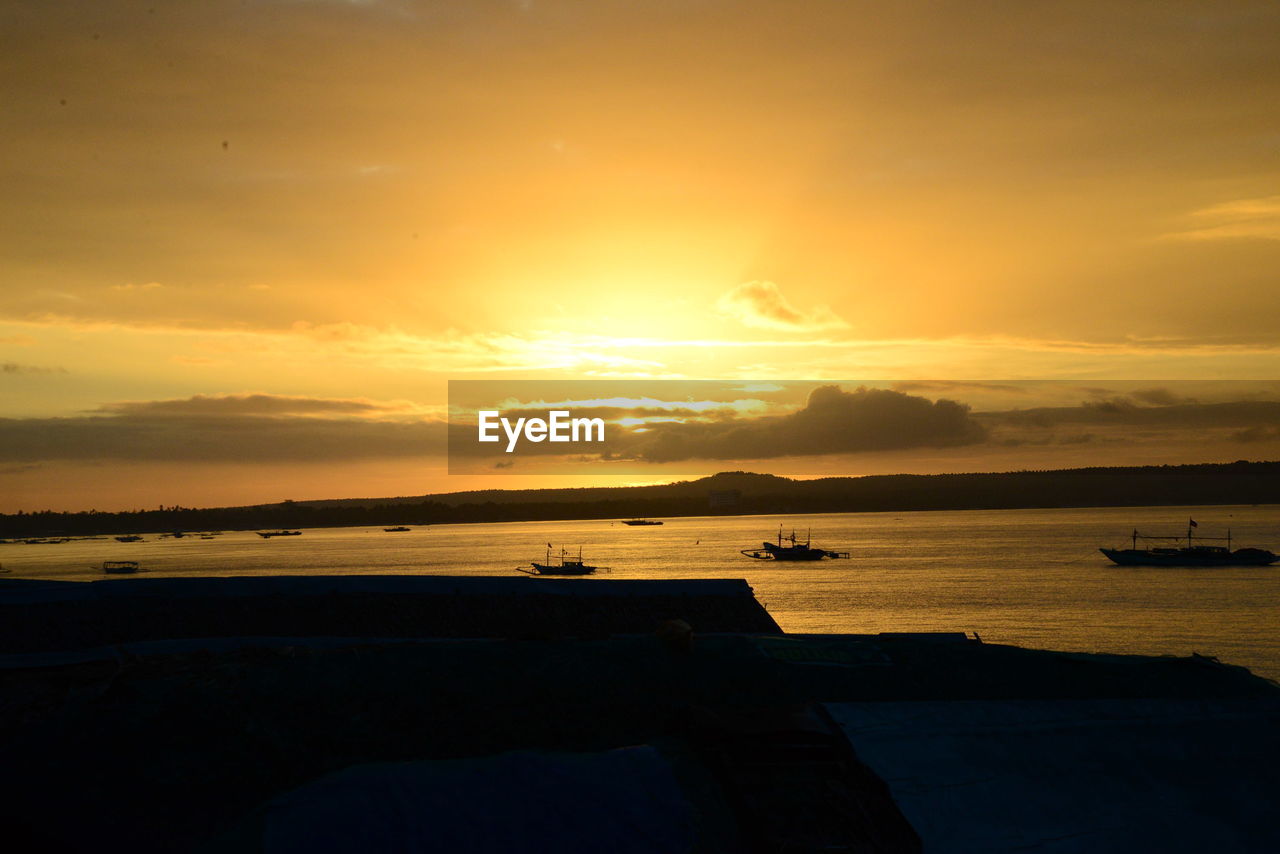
741, 528, 850, 561
1101, 521, 1278, 567
516, 546, 608, 576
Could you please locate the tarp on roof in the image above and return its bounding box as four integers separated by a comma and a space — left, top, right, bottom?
261, 745, 694, 854
825, 698, 1280, 853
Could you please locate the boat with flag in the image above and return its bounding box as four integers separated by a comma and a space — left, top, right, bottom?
741, 527, 850, 561
517, 545, 608, 576
1101, 519, 1278, 566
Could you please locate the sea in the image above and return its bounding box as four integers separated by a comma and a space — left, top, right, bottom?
3, 504, 1279, 680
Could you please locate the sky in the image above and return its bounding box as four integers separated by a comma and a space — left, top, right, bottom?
2, 1, 1280, 511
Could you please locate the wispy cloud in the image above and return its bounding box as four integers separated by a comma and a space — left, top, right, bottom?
0, 393, 448, 464
94, 393, 428, 420
108, 282, 164, 292
2, 362, 66, 375
716, 281, 850, 332
893, 381, 1029, 395
9, 314, 1280, 389
1164, 194, 1280, 242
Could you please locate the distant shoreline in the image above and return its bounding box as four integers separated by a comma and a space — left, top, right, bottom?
2, 460, 1277, 539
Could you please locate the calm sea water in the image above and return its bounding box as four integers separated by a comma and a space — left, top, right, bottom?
4, 504, 1279, 679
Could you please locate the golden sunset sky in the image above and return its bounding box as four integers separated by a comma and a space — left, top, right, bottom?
3, 1, 1280, 511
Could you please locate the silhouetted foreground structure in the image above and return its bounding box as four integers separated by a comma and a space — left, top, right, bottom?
0, 575, 780, 652
2, 575, 1278, 853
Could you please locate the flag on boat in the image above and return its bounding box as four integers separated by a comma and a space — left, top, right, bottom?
1189, 519, 1198, 527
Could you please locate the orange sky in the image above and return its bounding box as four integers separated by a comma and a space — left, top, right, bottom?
3, 1, 1280, 511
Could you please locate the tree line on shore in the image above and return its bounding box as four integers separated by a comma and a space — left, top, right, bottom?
2, 460, 1276, 538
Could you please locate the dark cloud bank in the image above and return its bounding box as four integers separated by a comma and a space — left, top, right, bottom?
612, 386, 986, 462
3, 387, 1277, 467
0, 394, 447, 464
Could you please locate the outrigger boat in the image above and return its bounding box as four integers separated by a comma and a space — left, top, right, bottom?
257, 530, 302, 538
516, 546, 607, 576
101, 560, 141, 575
741, 527, 850, 561
621, 519, 663, 526
1101, 521, 1278, 567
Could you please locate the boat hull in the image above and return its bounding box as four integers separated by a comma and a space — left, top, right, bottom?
1100, 548, 1278, 567
528, 562, 596, 576
760, 548, 829, 561
741, 544, 849, 561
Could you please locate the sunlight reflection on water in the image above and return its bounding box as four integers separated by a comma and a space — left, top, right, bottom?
4, 504, 1279, 678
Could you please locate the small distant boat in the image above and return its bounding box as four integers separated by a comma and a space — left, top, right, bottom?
257, 530, 302, 538
114, 535, 143, 542
516, 546, 607, 576
741, 527, 851, 561
621, 519, 663, 526
384, 526, 411, 532
101, 560, 141, 575
1101, 521, 1278, 567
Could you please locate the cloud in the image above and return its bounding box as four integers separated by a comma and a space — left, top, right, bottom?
2, 362, 66, 374
96, 393, 407, 419
1128, 387, 1197, 407
985, 399, 1280, 430
0, 463, 41, 475
108, 282, 164, 292
0, 394, 447, 464
1231, 425, 1280, 443
10, 311, 1280, 387
170, 355, 228, 367
1165, 195, 1280, 242
716, 281, 849, 333
893, 381, 1028, 395
0, 416, 447, 464
617, 385, 985, 462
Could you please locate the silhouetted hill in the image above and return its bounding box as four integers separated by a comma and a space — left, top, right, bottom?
2, 461, 1277, 537
300, 470, 797, 508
